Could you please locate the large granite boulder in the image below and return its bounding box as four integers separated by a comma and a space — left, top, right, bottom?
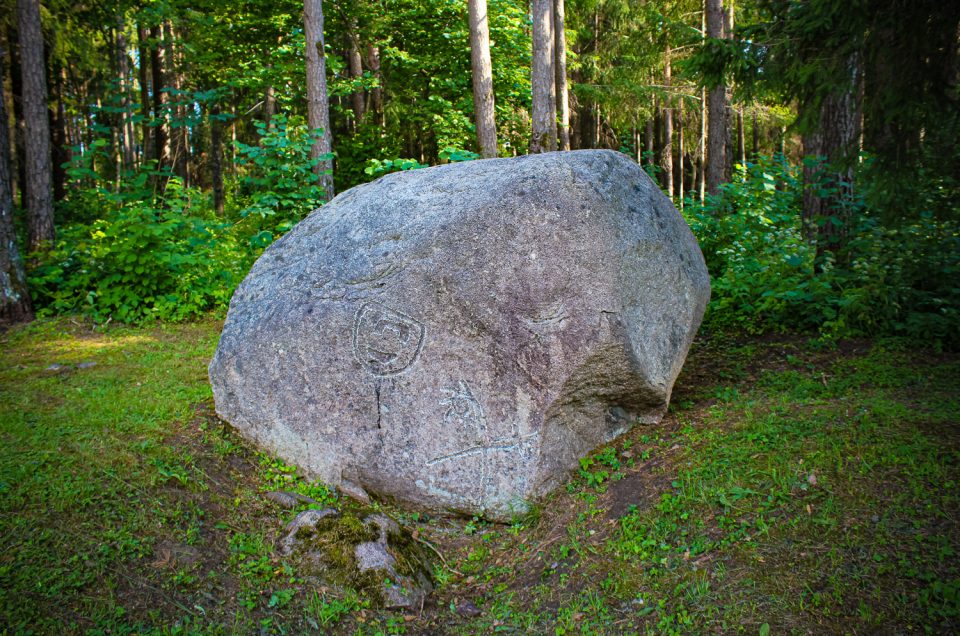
209, 150, 710, 520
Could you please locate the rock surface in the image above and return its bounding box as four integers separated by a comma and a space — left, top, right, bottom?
280, 508, 432, 609
209, 149, 710, 520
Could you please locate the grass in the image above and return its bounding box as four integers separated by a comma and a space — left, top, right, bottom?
1, 318, 957, 634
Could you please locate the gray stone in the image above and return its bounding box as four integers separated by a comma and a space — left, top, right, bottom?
280, 508, 432, 610
209, 149, 710, 520
280, 507, 340, 555
354, 513, 431, 609
265, 490, 319, 509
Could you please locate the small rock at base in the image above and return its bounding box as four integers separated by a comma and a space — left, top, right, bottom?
456, 600, 482, 617
266, 490, 318, 508
280, 507, 340, 555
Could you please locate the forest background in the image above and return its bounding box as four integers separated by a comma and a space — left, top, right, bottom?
1, 2, 959, 633
1, 0, 958, 348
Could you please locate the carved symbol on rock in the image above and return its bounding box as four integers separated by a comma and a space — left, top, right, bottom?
352, 302, 426, 376
439, 381, 486, 442
427, 380, 536, 510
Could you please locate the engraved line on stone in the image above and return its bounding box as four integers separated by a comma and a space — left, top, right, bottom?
426, 379, 538, 511
352, 302, 426, 376
425, 441, 519, 467
343, 261, 402, 287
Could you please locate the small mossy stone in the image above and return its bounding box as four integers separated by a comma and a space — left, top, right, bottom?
280, 507, 433, 608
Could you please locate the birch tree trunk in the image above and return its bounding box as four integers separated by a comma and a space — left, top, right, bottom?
17, 0, 53, 250
304, 0, 335, 201
554, 0, 570, 151
705, 0, 728, 195
0, 46, 32, 324
530, 0, 556, 153
468, 0, 498, 158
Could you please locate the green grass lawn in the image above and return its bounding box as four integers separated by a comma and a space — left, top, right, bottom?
1, 318, 957, 634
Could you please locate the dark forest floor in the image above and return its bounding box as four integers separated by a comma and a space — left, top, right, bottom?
1, 317, 957, 634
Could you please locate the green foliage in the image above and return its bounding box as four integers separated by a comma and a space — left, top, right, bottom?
686, 155, 960, 348
305, 589, 362, 626
233, 114, 330, 247
29, 179, 247, 324
439, 147, 480, 162
363, 156, 428, 178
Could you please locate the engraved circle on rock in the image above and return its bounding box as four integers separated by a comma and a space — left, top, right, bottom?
352, 302, 426, 376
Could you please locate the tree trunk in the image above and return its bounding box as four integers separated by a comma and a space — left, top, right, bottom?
677, 98, 684, 206
50, 61, 67, 200
264, 82, 276, 127
347, 19, 365, 126
752, 108, 759, 158
690, 153, 699, 200
0, 46, 32, 324
468, 0, 498, 158
724, 1, 735, 180
210, 104, 224, 216
137, 24, 153, 166
802, 55, 863, 267
699, 85, 706, 202
366, 45, 383, 126
737, 107, 745, 166
530, 0, 556, 153
304, 0, 334, 201
554, 0, 570, 151
116, 20, 135, 172
149, 24, 167, 173
660, 47, 674, 197
644, 119, 654, 166
165, 23, 189, 186
705, 0, 727, 195
17, 0, 53, 251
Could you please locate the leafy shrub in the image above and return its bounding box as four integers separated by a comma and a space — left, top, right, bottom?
686, 155, 960, 348
29, 179, 248, 323
363, 156, 427, 178
233, 114, 330, 248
